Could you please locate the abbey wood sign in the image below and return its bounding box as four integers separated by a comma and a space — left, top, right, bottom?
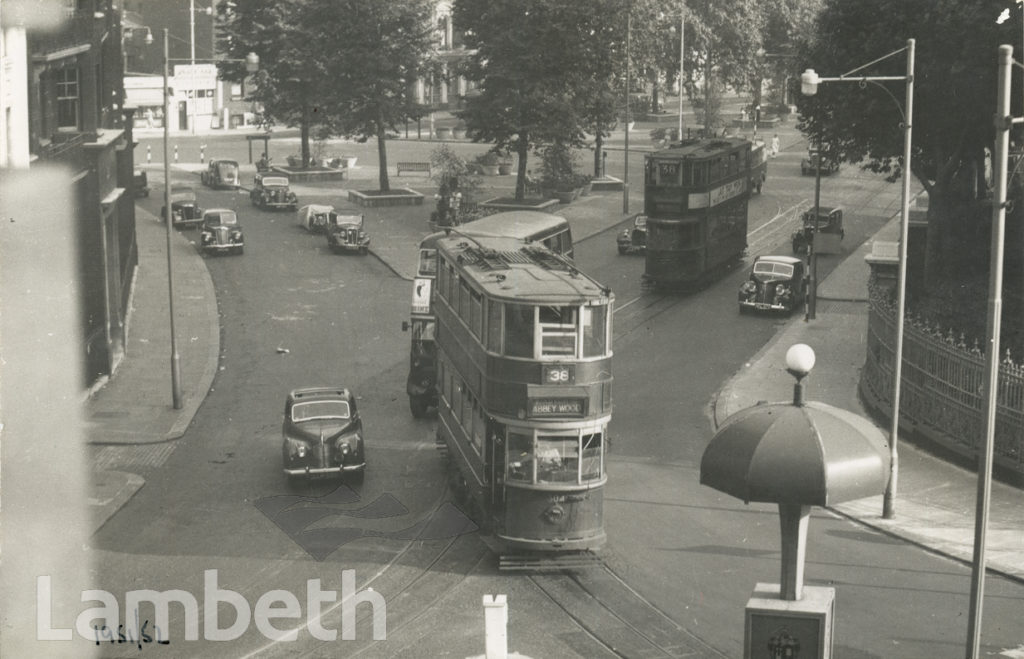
529, 397, 586, 417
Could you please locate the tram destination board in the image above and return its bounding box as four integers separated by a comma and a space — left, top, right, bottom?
529, 397, 587, 417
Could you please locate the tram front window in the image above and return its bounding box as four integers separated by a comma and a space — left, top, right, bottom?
539, 306, 577, 356
581, 433, 603, 480
504, 304, 534, 358
507, 431, 534, 482
536, 435, 579, 483
582, 306, 608, 357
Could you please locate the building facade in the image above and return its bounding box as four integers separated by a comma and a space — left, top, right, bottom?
6, 0, 140, 388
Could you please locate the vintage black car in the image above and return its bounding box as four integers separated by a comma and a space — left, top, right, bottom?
800, 148, 840, 176
250, 174, 298, 211
326, 213, 370, 255
200, 159, 241, 189
281, 387, 365, 483
199, 208, 244, 255
133, 169, 150, 198
792, 205, 844, 255
738, 255, 807, 315
616, 213, 648, 254
161, 185, 203, 229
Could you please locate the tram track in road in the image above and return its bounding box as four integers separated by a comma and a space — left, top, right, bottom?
529, 565, 728, 658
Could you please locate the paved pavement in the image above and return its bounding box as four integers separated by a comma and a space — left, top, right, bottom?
86, 128, 1024, 655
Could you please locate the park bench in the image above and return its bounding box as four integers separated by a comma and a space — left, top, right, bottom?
397, 162, 431, 176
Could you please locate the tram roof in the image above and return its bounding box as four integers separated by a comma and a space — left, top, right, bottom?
419, 210, 568, 249
652, 136, 752, 160
436, 234, 612, 305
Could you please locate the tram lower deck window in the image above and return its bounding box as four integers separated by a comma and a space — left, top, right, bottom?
536, 435, 579, 483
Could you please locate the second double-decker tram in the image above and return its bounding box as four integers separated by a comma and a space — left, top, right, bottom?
643, 137, 756, 289
404, 212, 574, 418
432, 234, 612, 555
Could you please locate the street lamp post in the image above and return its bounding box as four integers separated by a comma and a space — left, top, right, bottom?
623, 11, 630, 214
161, 28, 257, 408
800, 38, 915, 520
965, 43, 1015, 659
677, 4, 685, 141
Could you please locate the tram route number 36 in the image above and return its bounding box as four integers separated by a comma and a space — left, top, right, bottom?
543, 364, 574, 384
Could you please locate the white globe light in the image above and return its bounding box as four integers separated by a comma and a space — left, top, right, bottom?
785, 343, 816, 376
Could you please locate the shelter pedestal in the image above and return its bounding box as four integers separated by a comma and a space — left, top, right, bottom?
744, 583, 835, 659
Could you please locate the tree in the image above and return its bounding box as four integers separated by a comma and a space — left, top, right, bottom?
308, 0, 436, 192
454, 0, 624, 199
218, 0, 435, 190
794, 0, 1011, 286
216, 0, 328, 168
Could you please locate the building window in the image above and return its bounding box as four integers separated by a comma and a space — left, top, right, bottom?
57, 68, 80, 130
231, 82, 244, 100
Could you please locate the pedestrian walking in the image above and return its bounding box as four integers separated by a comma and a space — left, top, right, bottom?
770, 133, 780, 158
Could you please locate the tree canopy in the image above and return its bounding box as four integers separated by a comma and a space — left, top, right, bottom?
793, 0, 1015, 283
218, 0, 436, 190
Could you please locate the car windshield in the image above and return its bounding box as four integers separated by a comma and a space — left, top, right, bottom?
332, 214, 363, 229
292, 400, 350, 422
262, 177, 289, 187
171, 187, 196, 201
753, 260, 794, 278
635, 215, 647, 229
216, 162, 238, 175
206, 211, 238, 226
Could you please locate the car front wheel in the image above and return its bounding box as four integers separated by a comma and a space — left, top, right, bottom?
409, 395, 429, 418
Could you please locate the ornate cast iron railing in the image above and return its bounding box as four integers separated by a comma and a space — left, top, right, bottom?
862, 281, 1024, 475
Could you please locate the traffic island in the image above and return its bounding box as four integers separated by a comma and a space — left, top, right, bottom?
348, 188, 424, 207
701, 344, 890, 659
271, 165, 347, 183
480, 196, 560, 212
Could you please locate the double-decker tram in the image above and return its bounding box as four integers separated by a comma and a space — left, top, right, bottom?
403, 212, 574, 418
643, 137, 755, 289
432, 233, 612, 562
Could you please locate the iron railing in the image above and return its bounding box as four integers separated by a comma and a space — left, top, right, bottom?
862, 282, 1024, 476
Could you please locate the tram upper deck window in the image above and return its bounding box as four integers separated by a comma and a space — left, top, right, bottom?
536, 435, 579, 483
418, 248, 437, 277
539, 306, 578, 357
504, 304, 534, 358
691, 161, 708, 186
582, 305, 608, 357
709, 157, 723, 182
486, 300, 502, 352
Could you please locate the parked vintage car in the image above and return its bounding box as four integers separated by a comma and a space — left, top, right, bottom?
161, 185, 203, 229
800, 148, 840, 176
326, 213, 370, 255
133, 169, 150, 198
738, 255, 807, 315
250, 174, 298, 211
281, 387, 365, 483
200, 159, 241, 189
199, 208, 244, 255
298, 204, 335, 233
791, 205, 844, 255
616, 213, 648, 254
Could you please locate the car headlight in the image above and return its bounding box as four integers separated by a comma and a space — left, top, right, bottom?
286, 437, 308, 458
777, 284, 791, 297
741, 281, 757, 294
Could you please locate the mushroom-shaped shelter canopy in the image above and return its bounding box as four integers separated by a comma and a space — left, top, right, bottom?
700, 400, 889, 506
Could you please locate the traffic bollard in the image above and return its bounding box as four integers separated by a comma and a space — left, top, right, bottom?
174, 144, 178, 163
147, 145, 151, 164
200, 144, 206, 164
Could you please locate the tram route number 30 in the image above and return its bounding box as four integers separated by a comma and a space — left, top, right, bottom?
543, 364, 574, 384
